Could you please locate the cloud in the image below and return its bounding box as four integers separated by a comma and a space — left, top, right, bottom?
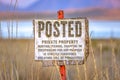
103, 0, 120, 8
0, 8, 120, 20
64, 8, 120, 20
0, 0, 120, 11
0, 0, 38, 8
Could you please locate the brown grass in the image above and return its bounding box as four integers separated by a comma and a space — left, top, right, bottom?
0, 38, 120, 80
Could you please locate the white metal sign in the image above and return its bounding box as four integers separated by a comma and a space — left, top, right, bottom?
33, 18, 89, 65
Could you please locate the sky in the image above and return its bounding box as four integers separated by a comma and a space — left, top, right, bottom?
0, 0, 120, 38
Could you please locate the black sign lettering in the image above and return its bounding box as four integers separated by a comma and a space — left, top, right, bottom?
38, 21, 44, 37
54, 21, 60, 37
46, 21, 52, 37
68, 21, 74, 37
61, 21, 67, 37
75, 21, 82, 37
38, 20, 82, 38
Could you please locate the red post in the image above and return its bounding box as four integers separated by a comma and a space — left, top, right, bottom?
57, 10, 64, 19
60, 65, 66, 80
57, 10, 66, 80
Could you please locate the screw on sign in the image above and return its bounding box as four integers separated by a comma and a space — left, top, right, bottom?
58, 10, 66, 80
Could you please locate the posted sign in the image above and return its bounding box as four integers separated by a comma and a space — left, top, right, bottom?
34, 18, 89, 65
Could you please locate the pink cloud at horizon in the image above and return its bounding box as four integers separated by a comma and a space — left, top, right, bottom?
0, 7, 120, 21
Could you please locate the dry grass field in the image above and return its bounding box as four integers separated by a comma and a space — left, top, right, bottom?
0, 38, 120, 80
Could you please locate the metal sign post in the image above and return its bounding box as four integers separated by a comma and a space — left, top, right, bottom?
57, 10, 66, 80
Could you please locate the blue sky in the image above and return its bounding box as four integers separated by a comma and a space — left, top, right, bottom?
0, 0, 120, 38
0, 0, 120, 11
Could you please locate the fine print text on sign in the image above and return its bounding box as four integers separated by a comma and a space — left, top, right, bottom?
33, 18, 89, 66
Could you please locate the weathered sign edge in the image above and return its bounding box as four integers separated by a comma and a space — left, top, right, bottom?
33, 17, 89, 66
